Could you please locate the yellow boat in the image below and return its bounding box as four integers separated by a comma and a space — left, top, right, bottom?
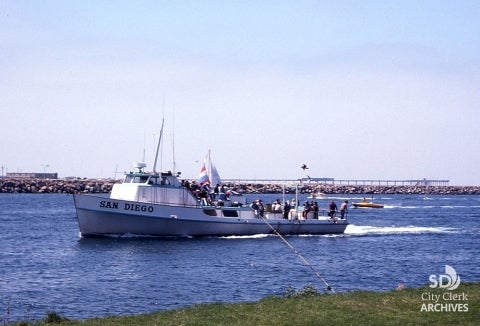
352, 201, 384, 209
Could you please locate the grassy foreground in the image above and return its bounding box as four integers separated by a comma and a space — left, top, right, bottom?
11, 282, 479, 325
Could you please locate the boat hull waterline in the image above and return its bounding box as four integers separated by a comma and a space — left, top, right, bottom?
74, 194, 348, 237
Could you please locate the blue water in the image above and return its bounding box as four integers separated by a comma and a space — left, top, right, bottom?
1, 193, 479, 322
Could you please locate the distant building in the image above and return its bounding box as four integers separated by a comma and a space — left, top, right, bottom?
6, 172, 58, 179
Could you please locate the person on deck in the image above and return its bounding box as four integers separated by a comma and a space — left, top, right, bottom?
213, 184, 220, 199
250, 200, 259, 217
283, 201, 291, 219
258, 200, 265, 218
328, 200, 337, 218
302, 201, 311, 219
312, 201, 319, 219
272, 199, 282, 213
340, 200, 349, 219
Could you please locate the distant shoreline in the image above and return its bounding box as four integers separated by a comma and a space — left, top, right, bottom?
1, 178, 479, 195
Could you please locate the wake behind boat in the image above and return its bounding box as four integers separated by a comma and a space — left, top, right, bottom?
73, 130, 348, 237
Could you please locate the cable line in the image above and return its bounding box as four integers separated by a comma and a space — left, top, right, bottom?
260, 216, 335, 294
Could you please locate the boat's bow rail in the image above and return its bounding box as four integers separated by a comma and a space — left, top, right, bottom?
198, 205, 347, 223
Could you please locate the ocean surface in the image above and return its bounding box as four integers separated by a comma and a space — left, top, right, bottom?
1, 193, 479, 322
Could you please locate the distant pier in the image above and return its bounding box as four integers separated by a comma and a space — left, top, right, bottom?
223, 178, 450, 187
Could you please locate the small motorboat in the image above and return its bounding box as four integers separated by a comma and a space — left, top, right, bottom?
307, 192, 326, 199
352, 199, 384, 209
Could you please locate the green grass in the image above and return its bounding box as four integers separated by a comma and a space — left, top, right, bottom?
8, 282, 479, 325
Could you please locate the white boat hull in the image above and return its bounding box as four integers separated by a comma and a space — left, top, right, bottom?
73, 194, 348, 237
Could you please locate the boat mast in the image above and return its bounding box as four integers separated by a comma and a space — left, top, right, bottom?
295, 183, 299, 209
172, 114, 176, 175
207, 149, 211, 184
142, 116, 147, 163
152, 119, 165, 174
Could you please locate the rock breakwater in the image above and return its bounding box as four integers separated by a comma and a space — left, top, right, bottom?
0, 178, 479, 195
227, 183, 480, 195
0, 178, 117, 194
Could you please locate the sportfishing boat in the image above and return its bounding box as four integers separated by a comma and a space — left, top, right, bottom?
73, 129, 348, 237
73, 165, 348, 237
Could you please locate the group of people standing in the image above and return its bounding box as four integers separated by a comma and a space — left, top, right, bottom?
250, 198, 349, 219
182, 180, 232, 205
329, 200, 349, 219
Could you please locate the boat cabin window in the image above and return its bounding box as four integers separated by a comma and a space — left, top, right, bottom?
123, 174, 170, 185
134, 176, 150, 183
123, 175, 149, 183
161, 177, 171, 185
147, 177, 168, 185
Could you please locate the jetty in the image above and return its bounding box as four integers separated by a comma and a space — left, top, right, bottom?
0, 178, 479, 195
0, 178, 116, 194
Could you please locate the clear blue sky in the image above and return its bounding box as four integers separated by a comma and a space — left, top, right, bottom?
1, 1, 479, 185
